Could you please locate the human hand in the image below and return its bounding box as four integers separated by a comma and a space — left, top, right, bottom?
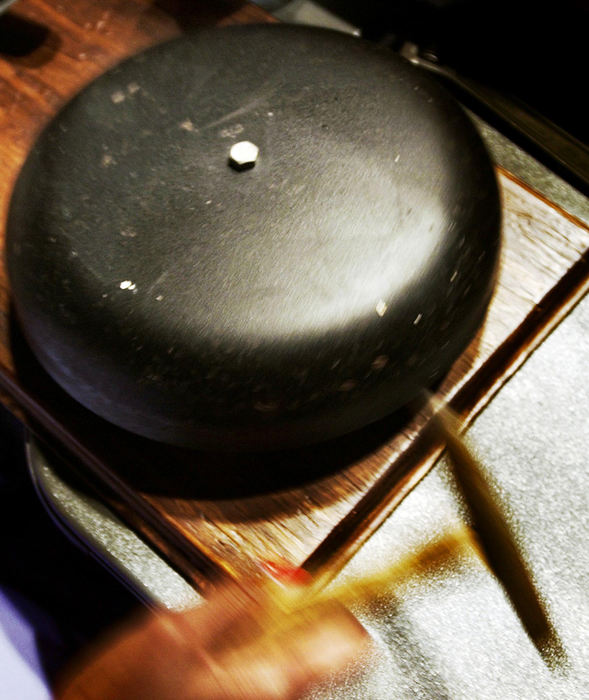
55, 578, 369, 700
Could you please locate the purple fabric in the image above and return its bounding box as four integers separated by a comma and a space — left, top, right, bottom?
0, 587, 55, 698
0, 404, 137, 696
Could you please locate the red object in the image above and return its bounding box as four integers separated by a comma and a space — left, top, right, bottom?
259, 561, 312, 586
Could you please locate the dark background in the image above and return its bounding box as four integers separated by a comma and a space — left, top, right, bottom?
305, 0, 589, 144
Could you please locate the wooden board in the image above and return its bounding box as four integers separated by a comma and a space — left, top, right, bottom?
1, 0, 588, 594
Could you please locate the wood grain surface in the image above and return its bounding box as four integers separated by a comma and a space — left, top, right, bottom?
1, 0, 588, 594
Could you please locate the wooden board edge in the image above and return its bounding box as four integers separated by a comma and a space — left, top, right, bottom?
301, 186, 589, 587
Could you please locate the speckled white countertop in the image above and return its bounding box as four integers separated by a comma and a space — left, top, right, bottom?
307, 287, 589, 699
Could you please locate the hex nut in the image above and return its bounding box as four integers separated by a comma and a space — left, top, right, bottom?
229, 141, 259, 171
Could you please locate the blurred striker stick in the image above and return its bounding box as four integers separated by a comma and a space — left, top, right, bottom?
260, 526, 480, 632
262, 398, 563, 665
426, 395, 565, 663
